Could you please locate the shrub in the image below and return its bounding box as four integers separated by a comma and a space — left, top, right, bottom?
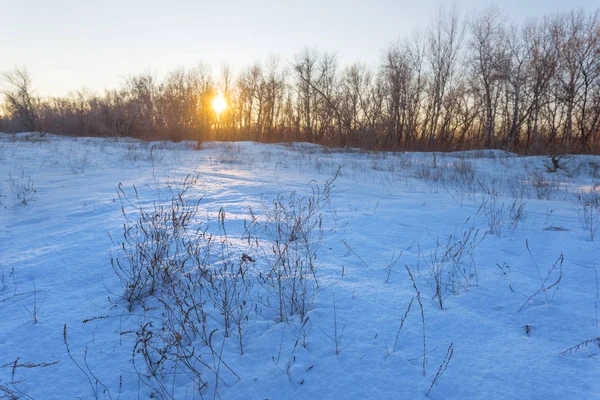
110, 170, 339, 398
576, 187, 600, 242
110, 174, 203, 310
9, 171, 36, 205
482, 192, 526, 236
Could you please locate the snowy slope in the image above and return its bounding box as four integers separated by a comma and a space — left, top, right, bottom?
1, 132, 599, 399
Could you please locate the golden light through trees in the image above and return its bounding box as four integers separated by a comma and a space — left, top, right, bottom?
212, 92, 227, 115
2, 6, 599, 152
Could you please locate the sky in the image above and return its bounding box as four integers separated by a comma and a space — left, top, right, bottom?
1, 0, 598, 97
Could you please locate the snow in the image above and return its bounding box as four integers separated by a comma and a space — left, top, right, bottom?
1, 132, 599, 399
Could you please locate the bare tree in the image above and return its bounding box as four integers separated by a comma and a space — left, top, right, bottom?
339, 63, 373, 143
522, 17, 558, 150
2, 67, 39, 132
2, 6, 599, 153
382, 35, 425, 148
262, 57, 287, 141
293, 49, 344, 144
425, 5, 465, 149
293, 49, 319, 141
126, 72, 159, 138
468, 5, 508, 147
504, 24, 532, 149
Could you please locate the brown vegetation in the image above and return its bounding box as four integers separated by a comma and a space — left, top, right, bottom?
1, 6, 599, 154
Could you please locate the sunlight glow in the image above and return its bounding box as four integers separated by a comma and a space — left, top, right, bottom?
212, 92, 227, 115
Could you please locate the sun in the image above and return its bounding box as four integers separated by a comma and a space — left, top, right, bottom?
212, 92, 227, 115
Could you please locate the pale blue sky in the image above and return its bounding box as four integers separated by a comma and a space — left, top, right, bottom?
1, 0, 597, 96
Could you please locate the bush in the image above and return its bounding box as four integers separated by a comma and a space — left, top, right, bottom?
9, 171, 36, 205
482, 192, 526, 236
576, 187, 600, 242
110, 169, 339, 398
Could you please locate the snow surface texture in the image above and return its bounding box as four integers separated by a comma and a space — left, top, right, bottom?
1, 132, 599, 399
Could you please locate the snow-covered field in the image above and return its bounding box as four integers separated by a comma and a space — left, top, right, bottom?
1, 132, 599, 399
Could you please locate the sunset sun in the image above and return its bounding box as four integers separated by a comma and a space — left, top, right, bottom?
212, 92, 227, 115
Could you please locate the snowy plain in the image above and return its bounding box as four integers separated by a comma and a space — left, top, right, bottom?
1, 132, 599, 399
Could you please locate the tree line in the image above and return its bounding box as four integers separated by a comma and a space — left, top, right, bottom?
2, 5, 600, 154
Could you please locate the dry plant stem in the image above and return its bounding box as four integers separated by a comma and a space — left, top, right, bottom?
333, 293, 340, 356
212, 334, 228, 400
25, 280, 45, 324
405, 265, 426, 376
83, 348, 112, 400
385, 250, 403, 283
577, 188, 600, 242
319, 292, 353, 356
518, 242, 563, 312
426, 343, 454, 397
560, 337, 600, 356
9, 171, 36, 205
393, 297, 414, 353
595, 267, 599, 328
4, 358, 58, 400
341, 240, 370, 268
526, 239, 549, 304
108, 171, 336, 398
63, 324, 102, 400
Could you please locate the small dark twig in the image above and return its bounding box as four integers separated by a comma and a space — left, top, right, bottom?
406, 265, 426, 376
393, 297, 414, 353
426, 343, 454, 397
